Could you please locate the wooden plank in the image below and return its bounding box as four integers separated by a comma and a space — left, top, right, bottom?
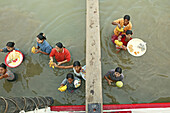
86, 0, 103, 112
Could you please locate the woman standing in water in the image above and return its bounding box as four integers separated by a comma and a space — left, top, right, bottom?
49, 42, 71, 66
35, 33, 52, 55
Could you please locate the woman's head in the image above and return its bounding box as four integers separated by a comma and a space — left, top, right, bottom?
114, 67, 122, 77
0, 63, 7, 74
125, 30, 132, 39
73, 61, 81, 72
124, 15, 130, 26
6, 42, 15, 51
66, 73, 74, 84
55, 42, 63, 52
37, 33, 46, 44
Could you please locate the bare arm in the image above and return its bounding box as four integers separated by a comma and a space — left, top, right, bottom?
112, 21, 119, 25
58, 60, 68, 66
50, 57, 53, 62
112, 22, 121, 28
118, 35, 122, 41
0, 76, 3, 79
35, 50, 49, 55
0, 49, 3, 52
0, 74, 8, 79
60, 84, 64, 87
54, 64, 73, 69
104, 75, 112, 85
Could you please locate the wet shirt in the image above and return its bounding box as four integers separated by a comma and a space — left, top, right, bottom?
113, 18, 132, 36
105, 69, 124, 81
61, 77, 80, 90
121, 35, 132, 46
0, 69, 15, 80
49, 48, 71, 62
1, 48, 19, 53
114, 34, 132, 46
37, 40, 52, 54
73, 65, 86, 77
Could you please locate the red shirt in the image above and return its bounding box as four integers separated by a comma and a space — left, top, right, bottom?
49, 48, 71, 62
115, 35, 132, 46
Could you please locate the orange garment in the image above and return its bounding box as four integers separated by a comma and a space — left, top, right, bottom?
113, 18, 132, 36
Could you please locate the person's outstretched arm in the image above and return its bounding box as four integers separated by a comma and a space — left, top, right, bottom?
54, 63, 73, 69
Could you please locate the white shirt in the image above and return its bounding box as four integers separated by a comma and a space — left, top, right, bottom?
73, 65, 86, 79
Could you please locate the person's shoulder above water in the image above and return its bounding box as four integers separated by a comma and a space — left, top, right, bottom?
1, 47, 10, 53
51, 48, 57, 52
1, 47, 20, 53
63, 48, 70, 53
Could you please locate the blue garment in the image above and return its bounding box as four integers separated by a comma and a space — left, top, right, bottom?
37, 40, 52, 54
1, 48, 19, 53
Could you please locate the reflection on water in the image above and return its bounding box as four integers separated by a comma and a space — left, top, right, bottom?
0, 0, 170, 106
3, 80, 13, 93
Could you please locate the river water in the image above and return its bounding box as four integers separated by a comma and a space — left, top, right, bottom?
0, 0, 170, 106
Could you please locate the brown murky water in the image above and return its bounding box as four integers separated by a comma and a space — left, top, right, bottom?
0, 0, 170, 106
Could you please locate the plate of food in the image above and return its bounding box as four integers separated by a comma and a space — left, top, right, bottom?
74, 79, 81, 88
5, 50, 24, 68
127, 38, 147, 57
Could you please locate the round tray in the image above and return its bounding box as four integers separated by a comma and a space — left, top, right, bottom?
5, 50, 24, 68
127, 38, 147, 57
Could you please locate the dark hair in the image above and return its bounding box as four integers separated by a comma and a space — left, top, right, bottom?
66, 73, 74, 79
124, 15, 130, 21
126, 30, 133, 35
115, 67, 122, 74
73, 61, 81, 67
6, 42, 15, 47
56, 42, 63, 48
37, 32, 46, 40
0, 63, 7, 69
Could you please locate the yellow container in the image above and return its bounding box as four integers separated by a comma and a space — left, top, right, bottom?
58, 85, 67, 92
114, 40, 123, 47
116, 26, 124, 32
116, 81, 123, 88
31, 46, 36, 54
49, 60, 54, 68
